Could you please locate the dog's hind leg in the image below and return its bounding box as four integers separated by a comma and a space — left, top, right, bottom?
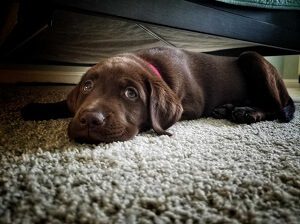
212, 104, 275, 124
211, 104, 235, 119
237, 52, 295, 122
230, 106, 277, 124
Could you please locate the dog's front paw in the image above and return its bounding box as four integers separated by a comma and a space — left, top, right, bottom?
231, 107, 263, 124
21, 100, 72, 121
211, 104, 234, 119
21, 103, 43, 120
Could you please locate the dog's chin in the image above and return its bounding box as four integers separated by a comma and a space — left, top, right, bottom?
67, 122, 138, 144
71, 132, 134, 144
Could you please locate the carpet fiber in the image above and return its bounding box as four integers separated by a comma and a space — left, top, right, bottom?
0, 86, 299, 223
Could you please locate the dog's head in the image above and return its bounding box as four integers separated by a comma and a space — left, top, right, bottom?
67, 55, 183, 143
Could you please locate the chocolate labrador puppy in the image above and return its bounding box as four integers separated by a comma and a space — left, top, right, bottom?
22, 47, 295, 143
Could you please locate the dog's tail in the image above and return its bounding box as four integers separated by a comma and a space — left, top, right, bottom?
278, 97, 295, 122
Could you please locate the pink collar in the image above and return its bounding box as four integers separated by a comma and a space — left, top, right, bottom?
145, 62, 161, 79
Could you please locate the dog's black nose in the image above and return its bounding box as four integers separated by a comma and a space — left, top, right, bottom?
79, 112, 105, 129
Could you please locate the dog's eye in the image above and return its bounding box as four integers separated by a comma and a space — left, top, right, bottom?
82, 80, 94, 93
125, 87, 138, 100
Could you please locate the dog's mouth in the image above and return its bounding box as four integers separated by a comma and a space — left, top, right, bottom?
74, 129, 127, 143
67, 120, 137, 144
73, 133, 125, 144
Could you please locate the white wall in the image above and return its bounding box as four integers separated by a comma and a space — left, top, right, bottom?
265, 55, 300, 79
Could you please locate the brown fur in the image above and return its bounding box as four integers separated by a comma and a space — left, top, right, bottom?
21, 47, 295, 143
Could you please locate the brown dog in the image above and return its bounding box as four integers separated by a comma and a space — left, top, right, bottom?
22, 47, 295, 143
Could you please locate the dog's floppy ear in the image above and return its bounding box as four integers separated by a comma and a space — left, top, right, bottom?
148, 80, 183, 136
66, 85, 80, 114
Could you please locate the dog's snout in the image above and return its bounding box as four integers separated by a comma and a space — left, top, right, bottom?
79, 112, 105, 128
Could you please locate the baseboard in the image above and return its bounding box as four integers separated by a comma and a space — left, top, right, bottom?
284, 79, 300, 88
0, 64, 89, 84
284, 79, 300, 102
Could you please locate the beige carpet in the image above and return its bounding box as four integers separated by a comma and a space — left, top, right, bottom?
0, 86, 299, 224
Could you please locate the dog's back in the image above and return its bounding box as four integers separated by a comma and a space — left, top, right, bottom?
138, 47, 248, 117
137, 47, 294, 122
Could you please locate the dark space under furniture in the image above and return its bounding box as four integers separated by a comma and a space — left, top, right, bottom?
0, 0, 300, 66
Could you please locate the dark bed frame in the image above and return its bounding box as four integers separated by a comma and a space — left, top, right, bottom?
1, 0, 300, 64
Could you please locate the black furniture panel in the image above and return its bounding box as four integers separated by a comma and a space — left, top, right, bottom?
0, 0, 299, 66
52, 0, 300, 52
